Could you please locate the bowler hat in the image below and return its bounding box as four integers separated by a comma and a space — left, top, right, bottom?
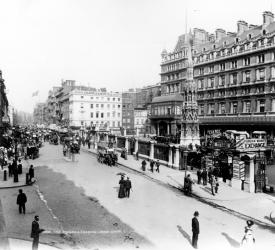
194, 211, 199, 216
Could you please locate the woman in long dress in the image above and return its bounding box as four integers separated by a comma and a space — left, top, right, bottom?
118, 176, 126, 198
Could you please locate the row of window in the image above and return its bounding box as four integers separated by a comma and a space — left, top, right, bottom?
90, 112, 121, 118
195, 36, 275, 63
151, 105, 182, 116
80, 96, 121, 101
197, 66, 275, 89
79, 104, 121, 109
197, 53, 275, 75
80, 120, 120, 127
198, 99, 275, 115
198, 85, 269, 99
163, 50, 187, 62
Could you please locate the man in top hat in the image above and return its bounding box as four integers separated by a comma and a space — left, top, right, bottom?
192, 211, 200, 249
125, 177, 132, 198
31, 215, 44, 250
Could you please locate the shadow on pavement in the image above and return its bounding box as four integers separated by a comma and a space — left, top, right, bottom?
221, 232, 240, 248
177, 225, 191, 246
199, 186, 213, 196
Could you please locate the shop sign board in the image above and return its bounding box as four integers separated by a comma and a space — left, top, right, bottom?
237, 139, 266, 152
233, 159, 239, 179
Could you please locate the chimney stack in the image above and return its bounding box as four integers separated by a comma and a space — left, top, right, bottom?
237, 20, 248, 34
215, 29, 226, 41
263, 11, 274, 26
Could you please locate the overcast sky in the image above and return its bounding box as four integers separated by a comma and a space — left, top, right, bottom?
0, 0, 273, 113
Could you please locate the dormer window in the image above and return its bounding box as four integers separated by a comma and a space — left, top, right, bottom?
213, 44, 216, 49
203, 48, 206, 52
223, 41, 227, 46
248, 34, 252, 40
235, 37, 239, 43
263, 29, 266, 35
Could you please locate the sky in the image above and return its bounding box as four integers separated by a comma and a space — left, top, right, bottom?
0, 0, 273, 113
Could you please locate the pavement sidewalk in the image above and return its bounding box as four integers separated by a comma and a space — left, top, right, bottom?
82, 146, 275, 228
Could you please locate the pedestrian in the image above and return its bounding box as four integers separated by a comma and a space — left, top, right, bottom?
208, 167, 212, 183
136, 151, 139, 161
215, 177, 219, 194
192, 211, 200, 249
118, 176, 126, 198
30, 215, 45, 250
185, 174, 194, 196
29, 165, 34, 180
18, 159, 23, 174
17, 189, 27, 214
8, 163, 12, 177
150, 160, 154, 173
125, 177, 132, 198
141, 159, 146, 171
241, 220, 255, 247
156, 160, 160, 173
197, 168, 202, 184
201, 168, 207, 185
210, 174, 216, 196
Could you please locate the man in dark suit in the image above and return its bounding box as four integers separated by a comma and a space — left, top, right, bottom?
17, 189, 27, 214
31, 215, 44, 250
125, 177, 132, 198
192, 211, 200, 249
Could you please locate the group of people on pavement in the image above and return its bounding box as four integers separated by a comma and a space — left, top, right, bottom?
118, 175, 132, 198
141, 158, 160, 173
197, 167, 219, 196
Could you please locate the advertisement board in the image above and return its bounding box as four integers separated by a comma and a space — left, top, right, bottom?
237, 139, 266, 152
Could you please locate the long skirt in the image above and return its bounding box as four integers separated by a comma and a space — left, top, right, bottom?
118, 185, 125, 198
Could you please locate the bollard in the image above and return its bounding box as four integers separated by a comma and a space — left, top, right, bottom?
26, 173, 30, 185
3, 170, 7, 181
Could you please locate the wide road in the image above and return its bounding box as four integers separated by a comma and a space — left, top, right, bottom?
30, 143, 275, 250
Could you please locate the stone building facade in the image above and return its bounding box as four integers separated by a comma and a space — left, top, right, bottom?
193, 11, 275, 138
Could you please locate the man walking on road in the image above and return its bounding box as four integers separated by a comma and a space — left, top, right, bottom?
192, 211, 200, 249
156, 160, 160, 173
31, 215, 44, 250
125, 177, 132, 198
17, 189, 27, 214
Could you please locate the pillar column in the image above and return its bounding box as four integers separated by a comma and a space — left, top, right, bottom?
173, 146, 180, 169
106, 134, 109, 143
157, 123, 160, 136
97, 133, 100, 143
125, 137, 129, 154
134, 139, 139, 154
114, 136, 118, 148
168, 146, 173, 167
167, 123, 170, 135
249, 156, 255, 193
150, 141, 154, 160
136, 128, 139, 137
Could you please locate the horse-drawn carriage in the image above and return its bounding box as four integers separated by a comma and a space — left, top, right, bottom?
97, 144, 118, 166
49, 133, 58, 145
26, 145, 39, 159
